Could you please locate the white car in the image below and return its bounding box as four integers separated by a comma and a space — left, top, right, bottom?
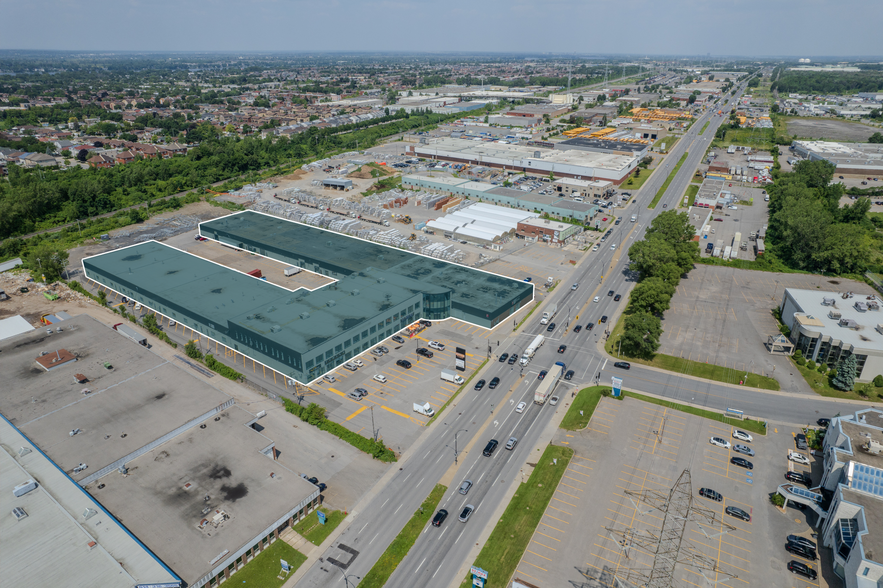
732, 430, 753, 442
352, 359, 364, 367
372, 374, 387, 384
610, 244, 617, 250
516, 401, 527, 413
323, 375, 336, 383
592, 245, 599, 252
788, 450, 811, 465
709, 436, 731, 449
593, 296, 600, 303
728, 205, 738, 210
428, 341, 445, 351
549, 396, 560, 406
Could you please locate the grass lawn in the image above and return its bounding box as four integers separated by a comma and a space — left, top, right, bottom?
561, 386, 618, 430
230, 538, 307, 588
658, 135, 680, 153
605, 313, 780, 391
292, 508, 347, 545
460, 445, 574, 588
684, 184, 700, 207
361, 175, 402, 196
793, 361, 883, 403
361, 484, 446, 588
623, 169, 653, 190
623, 391, 768, 435
649, 151, 688, 209
700, 121, 710, 135
713, 126, 774, 151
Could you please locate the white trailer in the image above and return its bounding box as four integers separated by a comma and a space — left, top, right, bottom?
534, 362, 565, 405
284, 266, 302, 277
723, 245, 732, 259
520, 334, 546, 366
541, 303, 558, 325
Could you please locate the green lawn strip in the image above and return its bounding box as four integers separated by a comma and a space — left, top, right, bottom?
460, 445, 574, 588
658, 135, 680, 153
229, 537, 307, 588
292, 508, 347, 545
560, 386, 614, 430
700, 121, 710, 135
605, 313, 780, 391
623, 391, 767, 435
360, 484, 446, 588
685, 184, 700, 207
648, 151, 689, 209
623, 169, 652, 190
792, 361, 883, 403
427, 359, 488, 426
513, 300, 542, 332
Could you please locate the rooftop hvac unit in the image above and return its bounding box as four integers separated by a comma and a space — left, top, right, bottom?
12, 507, 28, 521
829, 311, 841, 319
864, 440, 883, 456
13, 480, 37, 498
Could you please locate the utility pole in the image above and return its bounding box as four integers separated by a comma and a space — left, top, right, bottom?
370, 406, 377, 441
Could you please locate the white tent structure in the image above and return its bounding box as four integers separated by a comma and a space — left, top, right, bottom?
426, 202, 538, 245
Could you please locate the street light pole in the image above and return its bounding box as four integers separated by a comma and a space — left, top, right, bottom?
370, 406, 377, 441
453, 428, 467, 464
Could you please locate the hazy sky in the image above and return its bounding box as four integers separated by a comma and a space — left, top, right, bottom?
3, 0, 881, 57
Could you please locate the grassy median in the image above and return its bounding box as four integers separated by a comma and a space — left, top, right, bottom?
460, 445, 573, 588
560, 385, 615, 430
649, 151, 689, 209
360, 484, 446, 588
623, 391, 767, 435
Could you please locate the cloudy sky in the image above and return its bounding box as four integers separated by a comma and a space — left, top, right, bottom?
2, 0, 881, 57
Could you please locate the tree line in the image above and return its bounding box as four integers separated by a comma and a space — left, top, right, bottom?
619, 211, 699, 358
772, 71, 883, 94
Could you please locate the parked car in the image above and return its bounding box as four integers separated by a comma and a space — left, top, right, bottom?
371, 347, 385, 357
613, 361, 631, 370
378, 346, 389, 354
432, 509, 448, 527
354, 388, 368, 397
710, 436, 731, 449
817, 418, 831, 427
396, 359, 412, 369
733, 444, 754, 456
428, 340, 445, 350
558, 345, 567, 353
785, 542, 817, 561
392, 335, 406, 344
699, 487, 722, 502
323, 375, 337, 383
459, 505, 475, 522
730, 456, 753, 470
785, 471, 812, 485
788, 450, 810, 465
499, 353, 509, 363
347, 391, 363, 401
474, 379, 486, 391
795, 434, 808, 450
725, 506, 751, 522
373, 374, 387, 383
351, 359, 364, 367
488, 377, 500, 389
787, 561, 817, 580
416, 347, 433, 358
787, 535, 817, 551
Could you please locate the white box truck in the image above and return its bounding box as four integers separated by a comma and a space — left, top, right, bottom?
440, 370, 465, 385
540, 303, 558, 325
413, 402, 435, 417
520, 334, 545, 366
534, 362, 565, 405
284, 266, 302, 277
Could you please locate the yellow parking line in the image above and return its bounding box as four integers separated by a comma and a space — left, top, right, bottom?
345, 406, 368, 421
539, 522, 565, 533
519, 560, 547, 572
535, 530, 561, 542
525, 549, 553, 562
553, 496, 578, 508
564, 475, 587, 484
531, 540, 557, 551
543, 513, 570, 525
557, 490, 582, 499
327, 387, 349, 399
547, 505, 572, 516
381, 406, 411, 419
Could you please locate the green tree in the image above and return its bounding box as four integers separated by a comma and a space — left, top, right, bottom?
620, 312, 662, 358
628, 236, 676, 278
76, 149, 88, 162
869, 132, 883, 144
184, 340, 203, 360
628, 277, 675, 315
97, 290, 107, 305
792, 160, 836, 189
26, 242, 69, 282
832, 354, 857, 391
646, 210, 696, 244
837, 197, 871, 224
814, 223, 871, 274
773, 197, 832, 270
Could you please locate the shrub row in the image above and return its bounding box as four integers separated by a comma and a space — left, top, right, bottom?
204, 354, 243, 381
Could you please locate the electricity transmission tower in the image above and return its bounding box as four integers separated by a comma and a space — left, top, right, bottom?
603, 469, 738, 588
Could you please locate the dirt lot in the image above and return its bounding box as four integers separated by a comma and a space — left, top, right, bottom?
785, 118, 880, 142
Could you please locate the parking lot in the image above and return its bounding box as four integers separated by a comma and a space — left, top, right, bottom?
515, 396, 826, 588
660, 264, 876, 393
697, 188, 770, 262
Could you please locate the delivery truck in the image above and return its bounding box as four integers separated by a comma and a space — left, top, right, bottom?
440, 370, 465, 385
540, 303, 558, 325
520, 334, 546, 366
534, 362, 565, 405
413, 402, 435, 417
284, 266, 302, 277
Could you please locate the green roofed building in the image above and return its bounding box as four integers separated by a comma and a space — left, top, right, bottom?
83, 211, 533, 384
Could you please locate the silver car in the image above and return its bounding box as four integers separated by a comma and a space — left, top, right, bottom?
459, 504, 474, 523
459, 479, 473, 495
733, 444, 755, 457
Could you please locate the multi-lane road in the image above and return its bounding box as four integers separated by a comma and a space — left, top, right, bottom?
295, 81, 862, 588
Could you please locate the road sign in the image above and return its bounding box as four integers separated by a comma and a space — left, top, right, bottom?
281, 559, 291, 572
471, 566, 488, 588
317, 511, 327, 525
611, 377, 622, 397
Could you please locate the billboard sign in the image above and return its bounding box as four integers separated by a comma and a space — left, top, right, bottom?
455, 346, 466, 371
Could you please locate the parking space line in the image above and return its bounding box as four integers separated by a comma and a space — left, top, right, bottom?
547, 504, 573, 516
530, 539, 557, 551
380, 406, 411, 419
571, 462, 593, 471
622, 464, 670, 479
552, 496, 578, 508
540, 522, 565, 533
535, 530, 562, 542
543, 513, 570, 525
519, 560, 548, 572
557, 489, 582, 500
564, 475, 587, 485
345, 406, 368, 421
567, 468, 592, 479
525, 549, 553, 562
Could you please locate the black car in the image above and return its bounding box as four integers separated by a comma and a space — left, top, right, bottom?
396, 359, 412, 369
786, 542, 817, 561
558, 345, 567, 353
432, 509, 448, 527
787, 535, 817, 551
474, 379, 486, 391
419, 320, 432, 327
499, 353, 509, 363
608, 290, 615, 297
785, 471, 811, 485
614, 294, 621, 301
600, 316, 608, 323
565, 370, 575, 381
817, 418, 831, 427
416, 347, 433, 358
488, 377, 500, 389
483, 439, 498, 457
613, 361, 630, 369
307, 476, 319, 485
573, 325, 582, 333
699, 487, 722, 502
787, 561, 817, 580
730, 457, 753, 469
725, 506, 750, 522
795, 434, 808, 450
538, 370, 547, 380
546, 322, 556, 332
508, 353, 518, 364
586, 323, 594, 331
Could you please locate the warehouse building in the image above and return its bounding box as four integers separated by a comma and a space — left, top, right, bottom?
555, 136, 651, 159
790, 141, 883, 176
83, 211, 532, 384
426, 202, 538, 245
411, 137, 639, 184
402, 175, 599, 221
552, 178, 613, 198
0, 314, 321, 588
780, 289, 883, 382
516, 218, 582, 244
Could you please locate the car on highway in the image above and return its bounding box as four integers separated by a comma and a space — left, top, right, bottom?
459, 505, 475, 523
516, 401, 527, 413
373, 374, 387, 383
663, 203, 667, 208
538, 370, 547, 380
710, 436, 731, 449
725, 506, 751, 522
610, 243, 617, 250
459, 480, 473, 495
474, 379, 486, 391
392, 335, 406, 344
354, 388, 368, 397
571, 283, 579, 290
564, 370, 574, 381
488, 377, 500, 389
499, 353, 509, 363
733, 444, 754, 456
613, 361, 630, 369
416, 347, 433, 358
482, 440, 498, 457
786, 542, 817, 561
432, 509, 448, 527
788, 450, 810, 465
586, 323, 594, 331
732, 430, 753, 442
428, 340, 445, 351
550, 395, 560, 405
505, 437, 518, 450
699, 487, 722, 502
608, 290, 615, 296
546, 322, 556, 332
600, 315, 608, 323
785, 471, 811, 485
787, 535, 817, 551
508, 353, 518, 364
573, 325, 582, 333
396, 359, 412, 369
787, 561, 817, 580
730, 456, 753, 469
558, 344, 567, 353
593, 296, 600, 303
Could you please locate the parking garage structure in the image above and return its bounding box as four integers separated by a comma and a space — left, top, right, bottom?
83, 211, 533, 384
